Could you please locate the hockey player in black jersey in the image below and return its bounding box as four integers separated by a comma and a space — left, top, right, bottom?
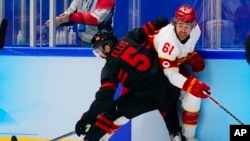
75, 17, 186, 141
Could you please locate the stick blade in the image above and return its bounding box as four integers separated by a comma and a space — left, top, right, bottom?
0, 18, 8, 50
11, 135, 18, 141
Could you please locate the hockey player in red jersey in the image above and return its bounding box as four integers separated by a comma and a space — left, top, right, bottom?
151, 5, 210, 141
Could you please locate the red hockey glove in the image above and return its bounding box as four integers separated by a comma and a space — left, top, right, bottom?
185, 52, 205, 72
182, 76, 210, 98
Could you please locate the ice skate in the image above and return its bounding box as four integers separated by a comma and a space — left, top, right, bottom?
170, 132, 182, 141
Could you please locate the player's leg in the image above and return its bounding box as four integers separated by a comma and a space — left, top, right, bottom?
179, 90, 201, 141
161, 107, 186, 141
84, 102, 129, 141
84, 91, 157, 141
158, 86, 185, 141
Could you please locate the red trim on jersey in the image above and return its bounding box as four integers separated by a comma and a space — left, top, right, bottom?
95, 122, 113, 133
160, 111, 167, 118
100, 82, 117, 89
147, 22, 155, 33
111, 123, 120, 132
147, 35, 154, 45
142, 24, 150, 35
142, 22, 155, 36
121, 86, 131, 95
158, 57, 178, 69
95, 114, 120, 134
122, 72, 128, 84
69, 13, 99, 25
98, 114, 113, 125
182, 110, 199, 125
69, 0, 115, 25
95, 0, 115, 10
117, 69, 128, 84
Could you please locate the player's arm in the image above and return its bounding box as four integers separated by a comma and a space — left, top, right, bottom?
46, 0, 115, 26
69, 0, 115, 25
155, 41, 210, 99
45, 0, 79, 26
183, 25, 204, 72
75, 82, 117, 136
64, 0, 80, 14
75, 62, 119, 136
128, 17, 169, 43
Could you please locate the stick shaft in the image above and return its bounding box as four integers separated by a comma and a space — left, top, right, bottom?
49, 131, 75, 141
208, 96, 244, 125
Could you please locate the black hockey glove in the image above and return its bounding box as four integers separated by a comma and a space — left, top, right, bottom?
75, 112, 92, 137
151, 17, 169, 30
140, 17, 169, 41
245, 34, 250, 64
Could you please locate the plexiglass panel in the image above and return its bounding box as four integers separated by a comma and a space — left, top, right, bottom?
0, 0, 248, 49
2, 0, 70, 47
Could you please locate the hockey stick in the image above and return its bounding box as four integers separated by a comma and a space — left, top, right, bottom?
0, 18, 8, 50
204, 91, 244, 125
49, 131, 75, 141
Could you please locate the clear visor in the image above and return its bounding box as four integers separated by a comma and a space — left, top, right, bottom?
92, 46, 107, 58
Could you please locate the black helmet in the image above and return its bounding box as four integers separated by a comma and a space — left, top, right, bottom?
91, 29, 117, 50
